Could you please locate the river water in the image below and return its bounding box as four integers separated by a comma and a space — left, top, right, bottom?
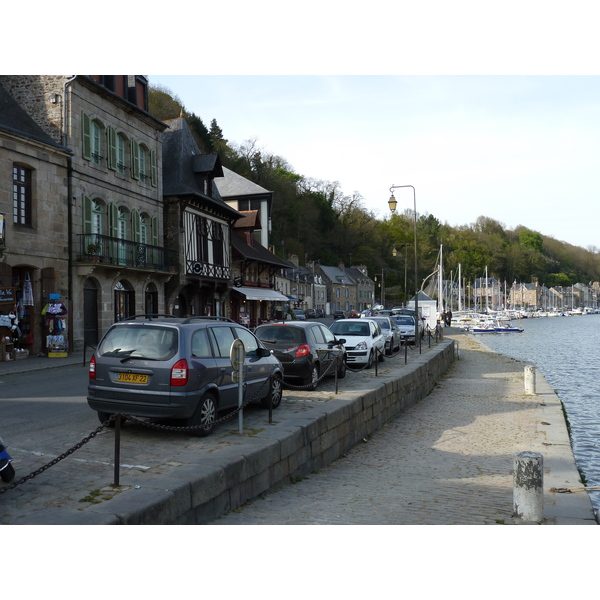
469, 313, 600, 513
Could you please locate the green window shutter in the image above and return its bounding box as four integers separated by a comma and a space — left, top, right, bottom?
107, 126, 117, 171
130, 139, 139, 179
83, 194, 92, 234
151, 215, 159, 246
82, 112, 91, 160
108, 202, 119, 237
132, 210, 141, 242
150, 149, 157, 187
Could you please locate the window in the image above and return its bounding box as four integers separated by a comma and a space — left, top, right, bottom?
81, 112, 103, 165
138, 144, 148, 183
116, 134, 127, 174
13, 165, 32, 226
91, 121, 103, 164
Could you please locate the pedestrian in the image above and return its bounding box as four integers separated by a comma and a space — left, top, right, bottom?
445, 309, 453, 327
441, 309, 446, 327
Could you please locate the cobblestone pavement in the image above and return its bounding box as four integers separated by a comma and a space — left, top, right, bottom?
209, 334, 584, 525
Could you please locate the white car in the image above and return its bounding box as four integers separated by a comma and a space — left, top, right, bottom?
329, 318, 386, 368
391, 314, 421, 344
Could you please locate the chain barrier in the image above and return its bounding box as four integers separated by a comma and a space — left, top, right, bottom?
1, 332, 448, 494
0, 373, 278, 493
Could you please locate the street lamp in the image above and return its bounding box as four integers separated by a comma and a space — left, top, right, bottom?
389, 184, 420, 351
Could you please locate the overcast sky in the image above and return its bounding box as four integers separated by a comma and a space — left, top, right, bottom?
150, 74, 600, 250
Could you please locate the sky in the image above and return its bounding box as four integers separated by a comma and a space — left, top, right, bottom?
150, 74, 600, 250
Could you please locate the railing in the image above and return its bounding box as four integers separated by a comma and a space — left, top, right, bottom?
77, 233, 178, 271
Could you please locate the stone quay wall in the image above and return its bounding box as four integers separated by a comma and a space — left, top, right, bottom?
116, 338, 457, 525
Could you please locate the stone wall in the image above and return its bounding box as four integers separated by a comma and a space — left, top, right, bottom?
90, 339, 456, 524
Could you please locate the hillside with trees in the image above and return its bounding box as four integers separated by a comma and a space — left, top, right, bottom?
149, 85, 600, 305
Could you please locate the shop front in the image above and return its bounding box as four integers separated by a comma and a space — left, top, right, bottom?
231, 286, 289, 328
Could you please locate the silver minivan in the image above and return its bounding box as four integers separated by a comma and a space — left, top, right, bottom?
87, 315, 284, 436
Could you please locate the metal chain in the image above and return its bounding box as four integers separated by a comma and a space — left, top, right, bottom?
0, 422, 108, 494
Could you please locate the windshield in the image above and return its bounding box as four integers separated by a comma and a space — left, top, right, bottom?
98, 325, 178, 360
330, 322, 371, 336
393, 317, 414, 325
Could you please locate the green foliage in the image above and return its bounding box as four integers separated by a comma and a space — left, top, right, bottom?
519, 229, 544, 253
148, 84, 600, 287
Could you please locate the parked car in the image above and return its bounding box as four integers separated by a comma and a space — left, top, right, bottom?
87, 315, 284, 437
371, 309, 392, 317
315, 308, 325, 318
255, 321, 346, 390
366, 316, 401, 355
391, 314, 422, 344
329, 318, 386, 368
292, 308, 306, 321
333, 310, 346, 319
305, 308, 317, 319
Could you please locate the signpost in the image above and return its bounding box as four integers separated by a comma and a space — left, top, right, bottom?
229, 339, 246, 435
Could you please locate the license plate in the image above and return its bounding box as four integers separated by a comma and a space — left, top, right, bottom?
114, 372, 149, 384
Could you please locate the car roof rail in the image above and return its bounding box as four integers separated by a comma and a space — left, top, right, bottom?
181, 316, 236, 324
121, 314, 180, 321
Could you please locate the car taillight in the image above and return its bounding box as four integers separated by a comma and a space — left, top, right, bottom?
171, 359, 188, 386
295, 344, 311, 357
89, 355, 96, 380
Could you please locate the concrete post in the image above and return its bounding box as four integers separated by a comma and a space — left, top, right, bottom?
513, 451, 544, 522
524, 365, 536, 394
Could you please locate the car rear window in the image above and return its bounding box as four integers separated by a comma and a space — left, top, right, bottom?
98, 325, 178, 360
256, 325, 304, 344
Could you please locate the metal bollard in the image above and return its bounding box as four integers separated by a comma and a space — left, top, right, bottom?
524, 365, 536, 394
513, 451, 544, 522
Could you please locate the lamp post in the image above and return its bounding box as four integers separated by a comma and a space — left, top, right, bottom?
389, 185, 420, 351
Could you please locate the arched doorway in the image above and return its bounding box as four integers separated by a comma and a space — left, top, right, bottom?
83, 278, 99, 346
114, 280, 134, 321
144, 282, 158, 316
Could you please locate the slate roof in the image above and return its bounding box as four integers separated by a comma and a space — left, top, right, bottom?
319, 265, 355, 285
231, 234, 293, 269
0, 83, 70, 152
345, 266, 371, 283
214, 166, 272, 199
162, 118, 240, 220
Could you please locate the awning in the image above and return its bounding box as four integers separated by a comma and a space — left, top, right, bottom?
286, 295, 298, 301
233, 287, 289, 301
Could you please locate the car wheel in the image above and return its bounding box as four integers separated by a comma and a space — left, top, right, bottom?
337, 356, 347, 379
366, 350, 374, 369
378, 348, 385, 362
98, 411, 116, 427
188, 393, 217, 437
261, 374, 283, 409
305, 365, 319, 390
385, 342, 392, 356
0, 462, 15, 483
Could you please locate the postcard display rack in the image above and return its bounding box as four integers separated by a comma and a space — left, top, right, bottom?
42, 293, 68, 357
0, 287, 18, 361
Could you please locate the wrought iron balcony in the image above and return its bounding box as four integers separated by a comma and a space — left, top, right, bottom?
77, 233, 178, 272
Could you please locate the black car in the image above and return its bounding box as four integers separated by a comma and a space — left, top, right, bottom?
254, 321, 347, 390
333, 310, 346, 319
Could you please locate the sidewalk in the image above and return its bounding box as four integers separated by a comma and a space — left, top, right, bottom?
1, 333, 595, 524
0, 352, 83, 375
210, 332, 598, 525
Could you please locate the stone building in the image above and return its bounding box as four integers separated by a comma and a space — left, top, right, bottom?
0, 82, 71, 354
0, 75, 170, 350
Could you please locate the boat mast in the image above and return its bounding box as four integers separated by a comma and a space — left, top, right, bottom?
458, 263, 462, 312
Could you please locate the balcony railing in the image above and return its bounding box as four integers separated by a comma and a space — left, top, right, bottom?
77, 234, 178, 271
